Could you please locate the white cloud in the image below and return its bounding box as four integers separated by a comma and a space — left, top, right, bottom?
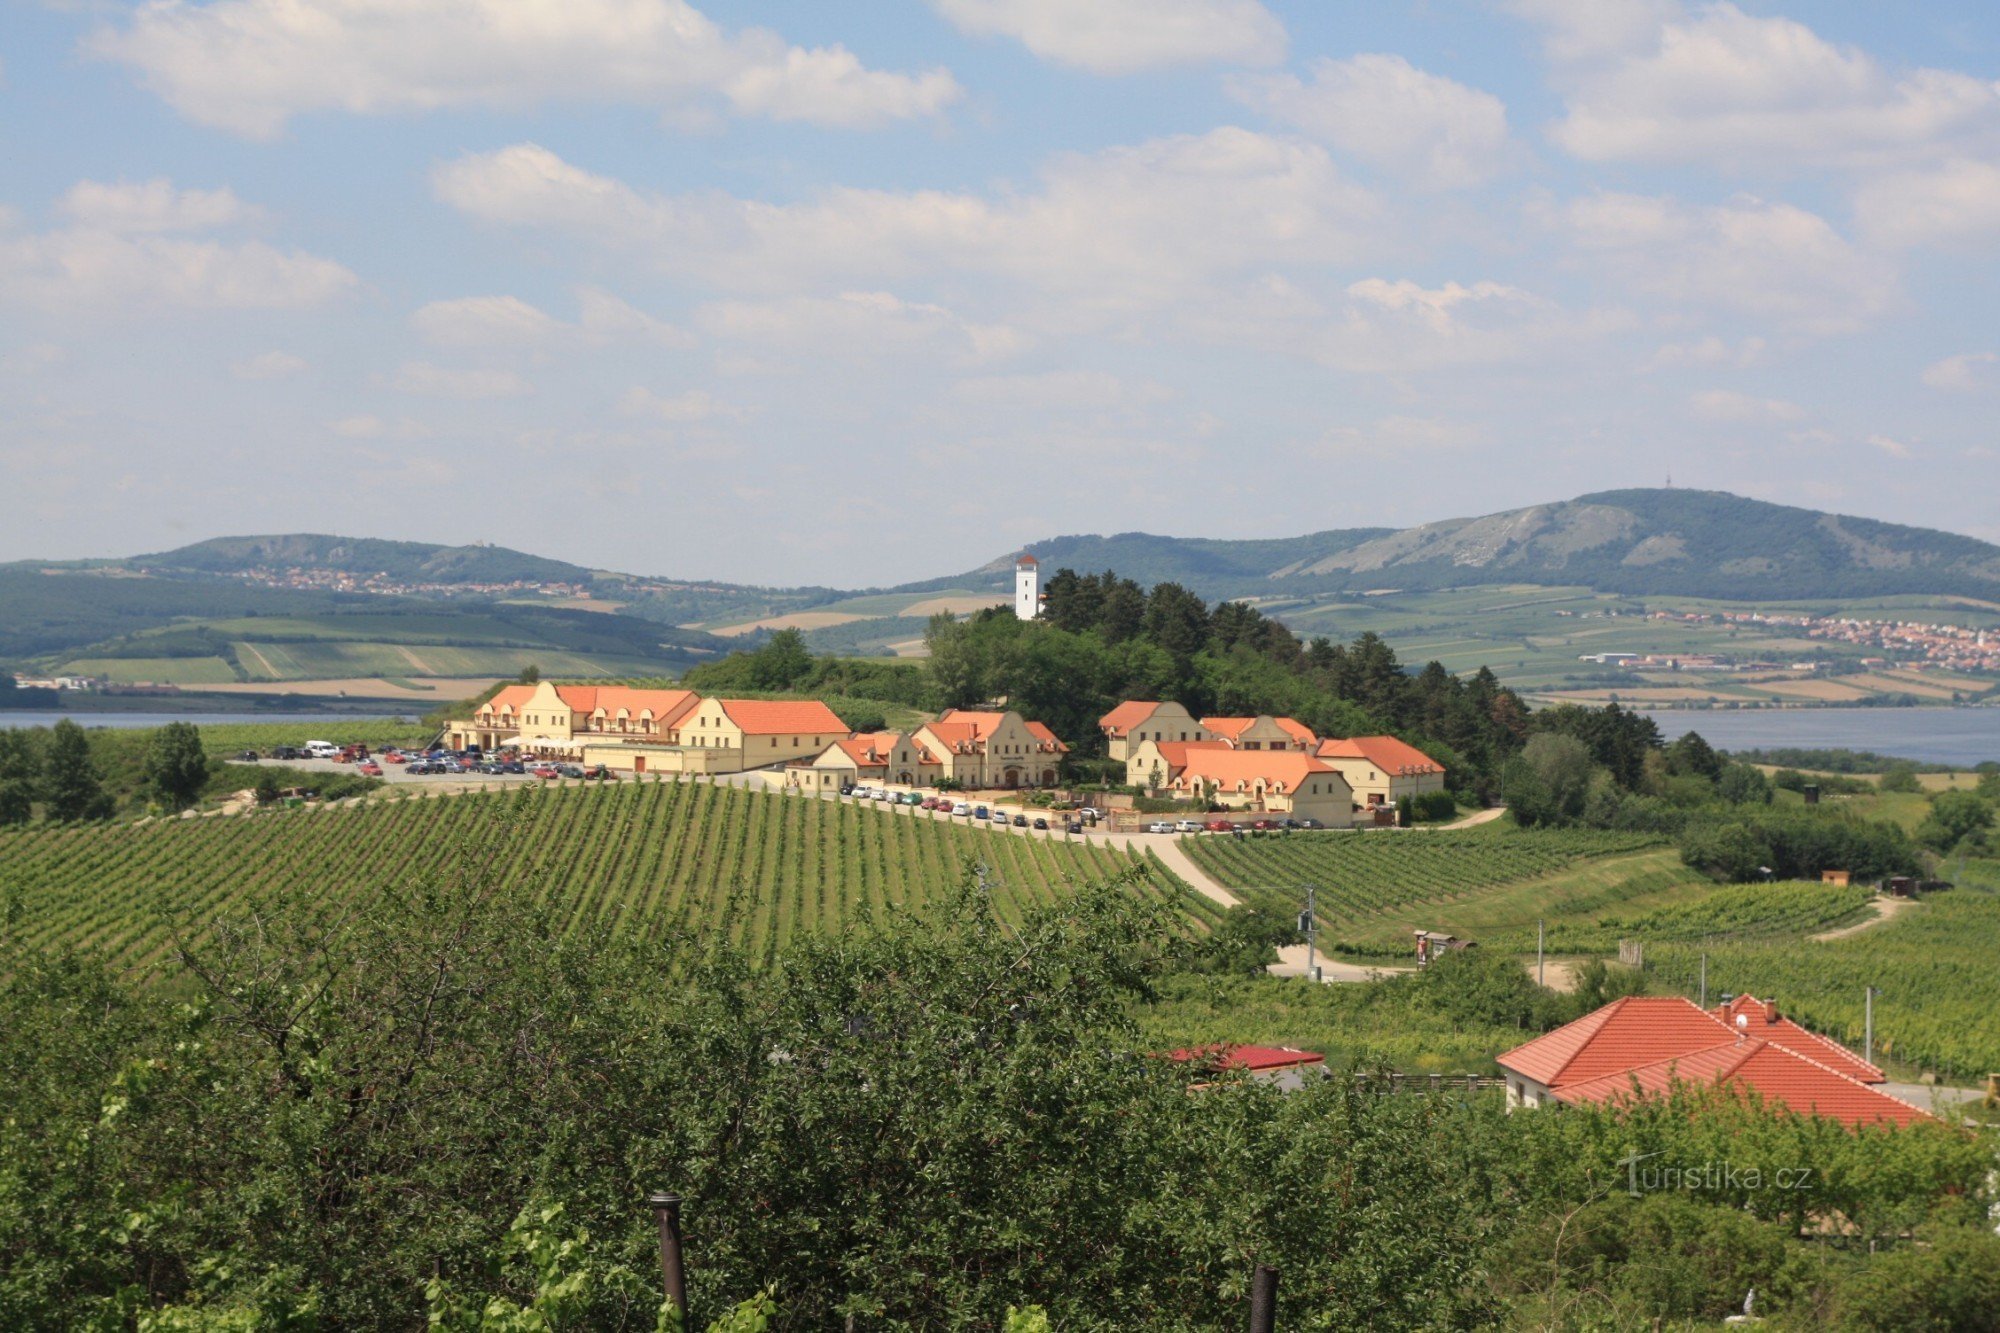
1649, 335, 1765, 369
0, 177, 354, 313
1855, 158, 2000, 248
1689, 388, 1805, 422
1231, 54, 1510, 189
1505, 0, 1678, 64
618, 386, 738, 422
1921, 351, 1997, 391
1536, 2, 2000, 171
575, 287, 697, 347
412, 295, 563, 347
329, 414, 431, 440
87, 0, 960, 139
435, 130, 1380, 309
1319, 414, 1485, 453
1866, 432, 1914, 458
949, 370, 1173, 410
1306, 278, 1611, 375
59, 179, 258, 233
1556, 191, 1896, 333
231, 350, 306, 379
698, 290, 1027, 365
929, 0, 1284, 74
392, 360, 530, 398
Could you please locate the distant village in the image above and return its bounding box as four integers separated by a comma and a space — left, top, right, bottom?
1569, 605, 2000, 675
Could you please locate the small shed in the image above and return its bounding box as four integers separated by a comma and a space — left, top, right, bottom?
1414, 930, 1473, 967
1884, 875, 1918, 898
1820, 869, 1851, 887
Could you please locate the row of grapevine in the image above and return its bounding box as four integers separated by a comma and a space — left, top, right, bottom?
0, 782, 1204, 971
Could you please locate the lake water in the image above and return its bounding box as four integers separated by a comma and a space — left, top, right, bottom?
1646, 708, 2000, 767
0, 710, 410, 732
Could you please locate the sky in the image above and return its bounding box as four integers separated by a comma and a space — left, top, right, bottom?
5, 0, 2000, 588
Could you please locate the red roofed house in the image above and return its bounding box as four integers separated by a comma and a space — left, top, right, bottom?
446, 682, 845, 776
1099, 701, 1211, 764
1497, 995, 1928, 1129
1167, 1043, 1328, 1090
786, 730, 943, 792
1315, 736, 1446, 810
906, 708, 1069, 789
1167, 748, 1354, 826
1200, 715, 1318, 752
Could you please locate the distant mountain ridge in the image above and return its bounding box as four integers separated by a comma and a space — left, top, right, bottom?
942, 490, 2000, 604
138, 535, 598, 586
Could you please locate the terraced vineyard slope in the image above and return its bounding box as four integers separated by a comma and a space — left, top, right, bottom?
0, 782, 1212, 971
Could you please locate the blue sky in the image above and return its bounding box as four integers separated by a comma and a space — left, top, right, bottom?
5, 1, 2000, 586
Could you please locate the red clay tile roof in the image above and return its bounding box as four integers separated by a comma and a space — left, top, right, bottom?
1712, 996, 1885, 1082
826, 731, 903, 768
1098, 701, 1163, 736
713, 698, 847, 735
1023, 720, 1070, 753
1274, 717, 1319, 747
1168, 1043, 1326, 1072
1317, 735, 1445, 775
1169, 749, 1341, 794
1140, 739, 1235, 776
1199, 715, 1315, 747
1016, 553, 1038, 566
480, 684, 537, 714
1499, 997, 1735, 1087
1551, 1039, 1931, 1128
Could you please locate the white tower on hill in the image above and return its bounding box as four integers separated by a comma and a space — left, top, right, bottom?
1014, 553, 1041, 620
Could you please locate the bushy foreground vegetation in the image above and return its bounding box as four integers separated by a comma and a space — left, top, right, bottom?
0, 781, 1205, 970
1, 849, 1993, 1330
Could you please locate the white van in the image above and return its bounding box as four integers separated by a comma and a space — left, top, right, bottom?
304, 740, 340, 759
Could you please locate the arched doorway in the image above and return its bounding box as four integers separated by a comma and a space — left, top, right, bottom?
1002, 767, 1021, 788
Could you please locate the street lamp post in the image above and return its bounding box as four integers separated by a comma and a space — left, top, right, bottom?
1296, 884, 1318, 983
1865, 986, 1880, 1068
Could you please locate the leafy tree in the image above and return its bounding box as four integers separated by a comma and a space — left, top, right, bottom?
1916, 790, 1994, 853
143, 721, 211, 811
1505, 734, 1595, 827
0, 729, 36, 825
1878, 762, 1922, 793
1664, 731, 1724, 782
744, 628, 813, 691
517, 664, 542, 684
41, 718, 111, 822
1715, 763, 1772, 806
1142, 581, 1210, 663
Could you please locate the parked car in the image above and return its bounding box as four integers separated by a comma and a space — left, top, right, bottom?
1032, 817, 1048, 830
556, 764, 586, 778
904, 792, 923, 806
1076, 806, 1103, 819
1012, 814, 1027, 827
1147, 820, 1174, 833
1204, 819, 1234, 833
985, 809, 1005, 822
357, 761, 383, 777
270, 745, 301, 761
303, 741, 339, 759
1175, 819, 1202, 833
531, 764, 561, 779
1065, 820, 1083, 834
234, 750, 260, 762
384, 750, 410, 764
919, 797, 938, 810
839, 784, 856, 796
409, 760, 442, 775
1296, 818, 1324, 830
1252, 819, 1277, 831
972, 806, 990, 820
951, 802, 971, 816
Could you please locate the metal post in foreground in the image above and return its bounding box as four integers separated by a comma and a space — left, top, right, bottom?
1248, 1264, 1279, 1333
648, 1192, 687, 1320
1865, 986, 1879, 1067
1536, 919, 1544, 987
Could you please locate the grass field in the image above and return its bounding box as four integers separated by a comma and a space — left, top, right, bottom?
0, 782, 1215, 974
56, 656, 241, 685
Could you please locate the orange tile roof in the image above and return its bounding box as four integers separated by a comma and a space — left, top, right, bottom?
1274, 717, 1318, 747
480, 684, 537, 715
1099, 701, 1163, 736
1023, 720, 1070, 753
826, 731, 903, 768
1317, 735, 1445, 775
1551, 1040, 1931, 1129
713, 698, 847, 735
580, 686, 698, 721
1200, 715, 1315, 747
1169, 749, 1340, 794
1499, 997, 1735, 1087
1139, 740, 1234, 776
935, 709, 1011, 738
1711, 996, 1884, 1082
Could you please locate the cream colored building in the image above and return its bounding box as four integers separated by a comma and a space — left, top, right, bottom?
1098, 701, 1210, 763
444, 683, 845, 776
786, 731, 942, 792
908, 709, 1068, 788
1167, 749, 1354, 826
1200, 715, 1317, 752
1315, 736, 1447, 810
1124, 738, 1233, 791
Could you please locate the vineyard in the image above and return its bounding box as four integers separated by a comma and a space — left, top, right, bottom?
1647, 886, 2000, 1080
0, 782, 1213, 972
1534, 880, 1874, 955
1182, 830, 1686, 955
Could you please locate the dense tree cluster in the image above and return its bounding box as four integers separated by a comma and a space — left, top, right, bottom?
0, 841, 1990, 1329
927, 569, 1533, 797
0, 719, 113, 825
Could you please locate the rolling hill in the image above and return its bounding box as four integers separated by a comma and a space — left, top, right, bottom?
136, 534, 599, 586
936, 490, 2000, 604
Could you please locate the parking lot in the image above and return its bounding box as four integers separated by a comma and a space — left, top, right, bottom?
240, 753, 598, 791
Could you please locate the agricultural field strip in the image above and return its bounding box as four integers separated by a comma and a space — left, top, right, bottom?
0, 783, 1204, 970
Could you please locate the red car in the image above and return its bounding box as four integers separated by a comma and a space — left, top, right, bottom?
531, 764, 561, 779
383, 750, 410, 764
1251, 819, 1277, 831
357, 761, 383, 777
1204, 819, 1234, 833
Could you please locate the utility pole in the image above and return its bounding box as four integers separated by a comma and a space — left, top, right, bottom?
1865, 986, 1880, 1067
1699, 952, 1707, 1008
1537, 919, 1545, 987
